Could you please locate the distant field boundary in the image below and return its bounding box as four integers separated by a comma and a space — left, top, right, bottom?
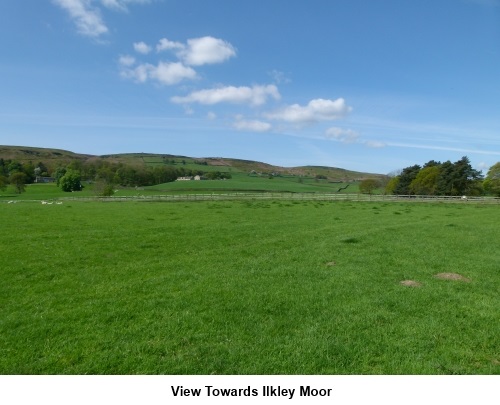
4, 193, 500, 204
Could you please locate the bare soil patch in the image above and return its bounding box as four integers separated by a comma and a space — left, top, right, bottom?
434, 273, 471, 282
400, 280, 422, 287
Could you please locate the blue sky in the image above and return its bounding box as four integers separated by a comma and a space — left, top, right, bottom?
1, 0, 499, 174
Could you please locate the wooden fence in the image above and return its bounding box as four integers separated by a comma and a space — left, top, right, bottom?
49, 193, 500, 204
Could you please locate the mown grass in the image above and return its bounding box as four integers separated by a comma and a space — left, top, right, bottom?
0, 200, 498, 374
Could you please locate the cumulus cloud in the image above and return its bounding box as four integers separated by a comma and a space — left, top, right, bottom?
155, 36, 236, 65
325, 127, 359, 144
121, 36, 238, 90
265, 98, 352, 124
120, 61, 197, 85
179, 36, 236, 66
171, 84, 280, 106
156, 38, 185, 52
133, 41, 152, 54
120, 63, 149, 82
233, 119, 272, 133
151, 62, 197, 85
53, 0, 108, 38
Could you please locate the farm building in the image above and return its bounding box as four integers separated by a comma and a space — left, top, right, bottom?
35, 176, 55, 183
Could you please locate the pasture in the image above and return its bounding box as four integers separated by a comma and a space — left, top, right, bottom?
0, 174, 360, 201
0, 199, 498, 374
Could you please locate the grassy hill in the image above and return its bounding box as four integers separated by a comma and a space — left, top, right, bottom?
0, 145, 386, 182
0, 145, 92, 163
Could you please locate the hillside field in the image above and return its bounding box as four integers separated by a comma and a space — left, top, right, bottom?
0, 175, 364, 200
0, 199, 498, 374
0, 145, 386, 182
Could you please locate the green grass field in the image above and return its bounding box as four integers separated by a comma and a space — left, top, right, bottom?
0, 199, 498, 374
148, 172, 358, 194
0, 176, 361, 200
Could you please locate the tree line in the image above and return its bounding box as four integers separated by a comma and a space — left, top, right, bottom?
0, 158, 231, 194
384, 156, 499, 196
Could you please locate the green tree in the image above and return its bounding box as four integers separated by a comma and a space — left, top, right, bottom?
385, 176, 399, 195
96, 166, 116, 184
483, 162, 500, 196
394, 165, 421, 195
7, 161, 23, 175
54, 167, 67, 186
0, 175, 8, 191
23, 161, 36, 183
59, 170, 83, 192
409, 166, 440, 195
423, 160, 441, 168
67, 160, 84, 172
93, 179, 115, 196
434, 156, 482, 196
436, 160, 454, 195
0, 158, 7, 177
359, 178, 380, 195
35, 161, 49, 177
206, 171, 229, 180
9, 172, 27, 194
451, 156, 482, 195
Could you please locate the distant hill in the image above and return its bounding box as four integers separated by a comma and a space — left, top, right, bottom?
0, 145, 386, 181
0, 145, 92, 162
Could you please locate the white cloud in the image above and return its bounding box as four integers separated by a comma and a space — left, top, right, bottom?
179, 36, 236, 66
120, 63, 149, 82
100, 0, 151, 11
171, 84, 280, 106
100, 0, 126, 10
269, 69, 291, 84
156, 38, 185, 52
207, 112, 217, 120
53, 0, 151, 38
120, 61, 197, 85
133, 41, 152, 54
233, 119, 272, 133
151, 62, 197, 85
155, 37, 236, 66
265, 98, 352, 124
118, 54, 136, 66
53, 0, 108, 38
325, 127, 359, 143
